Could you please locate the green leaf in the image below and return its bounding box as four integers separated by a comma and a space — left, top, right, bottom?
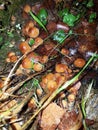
29, 11, 47, 32
29, 39, 35, 46
37, 8, 48, 25
94, 54, 98, 59
53, 30, 66, 43
63, 13, 77, 26
38, 8, 48, 17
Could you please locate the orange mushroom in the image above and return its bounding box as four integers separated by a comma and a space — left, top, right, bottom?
22, 57, 33, 69
7, 51, 15, 58
28, 27, 39, 38
10, 55, 18, 63
61, 48, 69, 55
27, 52, 41, 62
67, 94, 76, 102
23, 4, 31, 13
74, 58, 86, 68
19, 41, 31, 54
41, 55, 48, 63
31, 37, 43, 50
0, 80, 4, 89
22, 21, 34, 35
33, 63, 43, 71
28, 98, 36, 109
55, 63, 68, 73
47, 80, 58, 92
36, 88, 43, 96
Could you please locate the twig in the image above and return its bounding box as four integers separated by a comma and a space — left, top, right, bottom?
3, 55, 24, 91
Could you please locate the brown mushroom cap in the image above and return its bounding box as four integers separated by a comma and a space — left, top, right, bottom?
28, 27, 39, 38
22, 57, 33, 69
74, 58, 86, 68
23, 4, 31, 13
19, 41, 31, 54
33, 63, 43, 71
22, 21, 34, 36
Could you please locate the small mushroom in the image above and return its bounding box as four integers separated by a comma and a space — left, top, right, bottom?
74, 58, 86, 68
19, 41, 31, 54
55, 63, 69, 73
7, 51, 15, 58
28, 27, 39, 38
10, 55, 18, 63
22, 21, 34, 36
22, 57, 33, 69
33, 63, 43, 71
23, 4, 31, 13
47, 80, 58, 92
31, 37, 43, 50
61, 48, 70, 55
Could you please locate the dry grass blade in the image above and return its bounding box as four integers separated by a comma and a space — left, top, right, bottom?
0, 91, 33, 121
